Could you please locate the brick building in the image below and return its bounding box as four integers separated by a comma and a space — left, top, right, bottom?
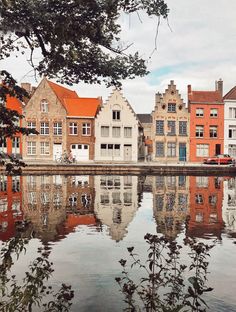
188, 81, 224, 162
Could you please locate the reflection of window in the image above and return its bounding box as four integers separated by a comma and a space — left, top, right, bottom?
209, 195, 217, 206
178, 194, 187, 211
156, 195, 164, 211
12, 200, 21, 216
0, 199, 8, 212
228, 178, 236, 189
196, 176, 208, 188
100, 194, 109, 204
41, 192, 50, 205
196, 212, 203, 222
0, 175, 7, 192
113, 207, 122, 224
81, 194, 91, 208
124, 192, 132, 204
53, 193, 62, 207
124, 176, 132, 188
69, 194, 77, 206
166, 176, 176, 188
112, 192, 121, 204
166, 193, 175, 211
214, 178, 221, 189
195, 194, 203, 204
27, 192, 37, 205
178, 176, 186, 188
156, 176, 164, 188
100, 176, 120, 189
228, 194, 236, 206
209, 213, 218, 223
12, 176, 20, 192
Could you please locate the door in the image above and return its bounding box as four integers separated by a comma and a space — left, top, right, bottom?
71, 144, 89, 161
215, 144, 221, 155
179, 143, 186, 161
53, 143, 62, 161
124, 145, 132, 161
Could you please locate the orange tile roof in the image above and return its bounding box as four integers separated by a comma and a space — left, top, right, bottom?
47, 80, 79, 104
189, 91, 223, 103
64, 97, 101, 117
66, 214, 97, 228
224, 86, 236, 100
6, 95, 22, 113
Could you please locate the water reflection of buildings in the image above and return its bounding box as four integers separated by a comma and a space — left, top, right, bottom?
187, 176, 224, 239
152, 176, 189, 238
0, 175, 23, 241
94, 175, 140, 241
222, 177, 236, 238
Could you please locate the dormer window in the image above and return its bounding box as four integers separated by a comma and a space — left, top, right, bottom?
112, 110, 120, 121
41, 99, 48, 113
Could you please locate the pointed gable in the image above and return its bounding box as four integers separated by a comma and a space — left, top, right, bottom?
47, 80, 79, 106
223, 86, 236, 100
64, 97, 101, 117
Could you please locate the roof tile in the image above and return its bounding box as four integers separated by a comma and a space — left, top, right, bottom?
189, 91, 223, 103
64, 97, 101, 117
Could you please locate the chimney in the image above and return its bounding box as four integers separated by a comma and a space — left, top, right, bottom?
21, 82, 31, 94
187, 84, 192, 94
215, 79, 223, 97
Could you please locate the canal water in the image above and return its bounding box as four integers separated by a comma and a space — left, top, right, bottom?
0, 174, 236, 311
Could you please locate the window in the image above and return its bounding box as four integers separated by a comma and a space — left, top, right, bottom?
195, 125, 204, 137
178, 194, 187, 211
167, 142, 176, 157
209, 126, 218, 138
156, 120, 164, 135
11, 137, 20, 154
69, 122, 77, 135
12, 176, 20, 192
40, 142, 50, 155
27, 121, 36, 135
229, 126, 236, 139
27, 142, 36, 155
167, 103, 176, 112
196, 144, 209, 157
40, 122, 49, 135
41, 99, 48, 113
53, 122, 62, 135
101, 126, 109, 137
156, 142, 164, 157
167, 121, 176, 135
156, 176, 164, 188
195, 194, 203, 204
156, 194, 164, 211
209, 195, 217, 206
0, 137, 7, 153
166, 193, 175, 211
210, 108, 218, 117
196, 176, 208, 188
179, 121, 187, 136
166, 176, 176, 188
196, 212, 204, 223
124, 127, 132, 138
229, 107, 236, 119
196, 108, 204, 117
229, 144, 236, 157
112, 127, 121, 137
82, 123, 91, 136
112, 110, 120, 120
100, 144, 120, 156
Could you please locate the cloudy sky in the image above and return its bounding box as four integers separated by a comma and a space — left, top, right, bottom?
1, 0, 236, 113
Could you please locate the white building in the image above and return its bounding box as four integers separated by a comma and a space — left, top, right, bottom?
222, 178, 236, 235
224, 86, 236, 157
94, 89, 143, 161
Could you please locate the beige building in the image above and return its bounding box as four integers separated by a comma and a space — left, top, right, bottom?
94, 175, 139, 241
152, 80, 189, 162
22, 78, 78, 161
94, 89, 143, 162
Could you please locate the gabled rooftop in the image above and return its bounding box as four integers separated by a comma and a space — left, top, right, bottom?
47, 80, 79, 105
223, 86, 236, 100
64, 97, 101, 117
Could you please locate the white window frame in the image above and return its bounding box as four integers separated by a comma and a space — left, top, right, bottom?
100, 144, 120, 156
40, 122, 49, 135
101, 126, 109, 137
69, 122, 78, 135
209, 126, 218, 138
112, 110, 120, 121
167, 142, 176, 157
27, 141, 36, 155
40, 142, 50, 155
112, 126, 121, 138
41, 99, 48, 113
196, 108, 204, 117
124, 127, 132, 138
196, 144, 209, 157
229, 126, 236, 139
82, 123, 91, 136
196, 125, 204, 137
210, 108, 218, 117
53, 122, 62, 136
27, 121, 36, 135
229, 107, 236, 119
167, 103, 176, 113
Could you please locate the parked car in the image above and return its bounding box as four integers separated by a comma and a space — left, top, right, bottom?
203, 154, 233, 165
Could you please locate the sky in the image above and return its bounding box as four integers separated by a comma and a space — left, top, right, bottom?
1, 0, 236, 113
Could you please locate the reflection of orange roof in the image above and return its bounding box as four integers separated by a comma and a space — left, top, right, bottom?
64, 98, 101, 117
47, 80, 79, 105
145, 139, 152, 145
66, 214, 97, 228
189, 91, 223, 103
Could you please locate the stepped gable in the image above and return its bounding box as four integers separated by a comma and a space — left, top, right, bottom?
63, 97, 101, 117
223, 86, 236, 100
47, 80, 79, 106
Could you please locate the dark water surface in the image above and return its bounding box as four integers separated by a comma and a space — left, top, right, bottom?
0, 174, 236, 311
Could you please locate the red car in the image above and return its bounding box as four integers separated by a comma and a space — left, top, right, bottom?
203, 154, 233, 165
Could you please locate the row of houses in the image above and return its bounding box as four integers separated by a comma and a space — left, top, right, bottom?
2, 77, 236, 163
